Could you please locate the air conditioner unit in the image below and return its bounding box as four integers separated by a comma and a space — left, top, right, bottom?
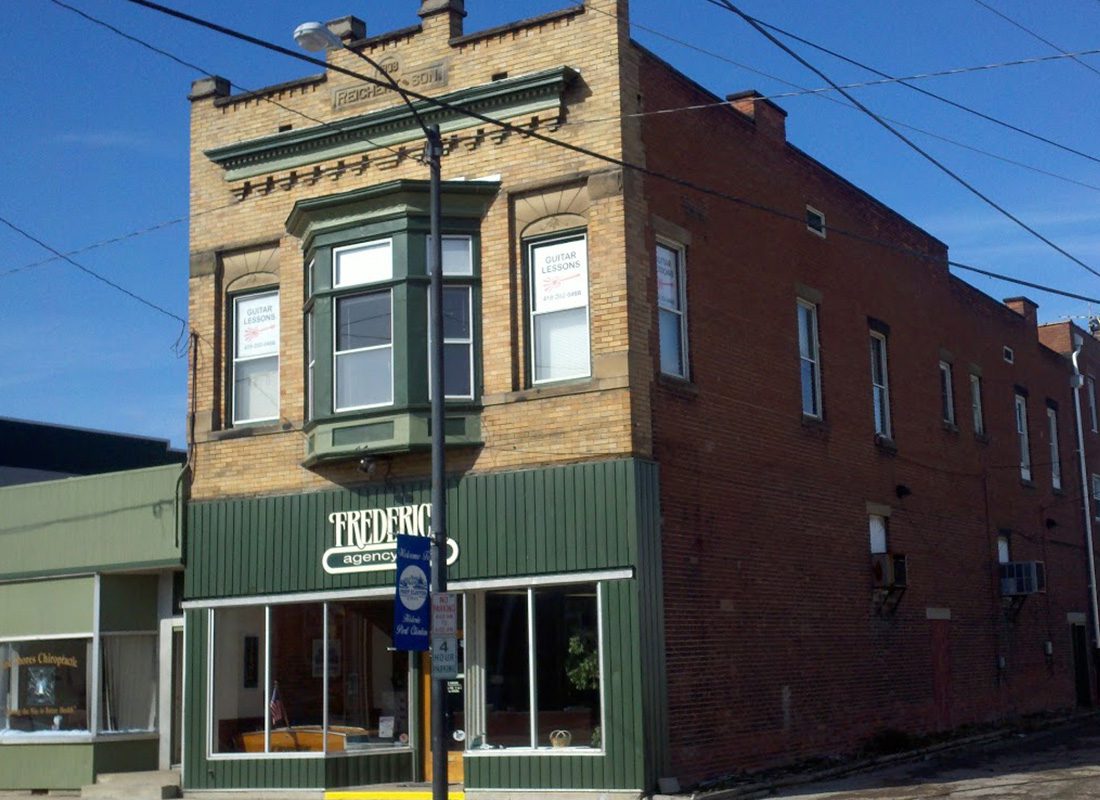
1000, 561, 1046, 596
871, 552, 908, 589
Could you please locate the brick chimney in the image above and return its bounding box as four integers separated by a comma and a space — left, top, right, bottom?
1004, 296, 1038, 330
419, 0, 465, 38
326, 15, 366, 43
727, 90, 787, 142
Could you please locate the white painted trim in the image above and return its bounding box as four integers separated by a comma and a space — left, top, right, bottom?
101, 629, 158, 637
527, 588, 537, 748
90, 574, 101, 736
0, 631, 94, 642
206, 609, 215, 759
596, 581, 607, 755
182, 569, 634, 610
264, 605, 271, 754
464, 747, 606, 758
158, 616, 183, 770
183, 585, 391, 610
180, 615, 187, 782
322, 603, 329, 756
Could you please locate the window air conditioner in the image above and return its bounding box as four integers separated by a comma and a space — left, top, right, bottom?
871, 552, 908, 589
1000, 561, 1046, 596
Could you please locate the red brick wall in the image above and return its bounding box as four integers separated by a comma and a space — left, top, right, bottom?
634, 49, 1091, 783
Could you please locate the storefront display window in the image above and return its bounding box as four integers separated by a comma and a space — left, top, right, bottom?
0, 638, 91, 737
209, 600, 411, 757
480, 583, 602, 750
100, 634, 157, 732
328, 601, 409, 751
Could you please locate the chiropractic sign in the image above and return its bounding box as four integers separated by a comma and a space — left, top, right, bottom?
321, 503, 459, 575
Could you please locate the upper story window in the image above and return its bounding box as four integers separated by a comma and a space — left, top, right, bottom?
869, 514, 888, 554
1047, 404, 1062, 491
287, 179, 497, 463
1015, 392, 1031, 482
970, 373, 985, 436
429, 236, 475, 400
870, 331, 891, 439
939, 360, 955, 425
656, 241, 689, 379
797, 300, 822, 418
806, 205, 826, 238
528, 232, 590, 384
232, 290, 280, 425
997, 534, 1010, 564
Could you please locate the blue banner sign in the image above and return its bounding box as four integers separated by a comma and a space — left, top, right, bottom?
394, 534, 431, 651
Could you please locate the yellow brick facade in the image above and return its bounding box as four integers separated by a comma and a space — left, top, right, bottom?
187, 0, 651, 501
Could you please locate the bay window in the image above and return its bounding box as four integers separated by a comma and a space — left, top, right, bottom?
528, 232, 590, 384
334, 290, 393, 411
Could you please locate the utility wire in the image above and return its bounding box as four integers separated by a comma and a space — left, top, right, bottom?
704, 0, 1100, 282
0, 213, 188, 347
971, 0, 1100, 79
112, 0, 1099, 308
0, 201, 238, 280
49, 0, 412, 164
948, 261, 1100, 304
753, 16, 1100, 168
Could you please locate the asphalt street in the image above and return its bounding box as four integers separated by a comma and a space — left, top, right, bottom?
770, 717, 1100, 799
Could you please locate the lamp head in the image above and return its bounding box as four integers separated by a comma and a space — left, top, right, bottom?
293, 21, 344, 52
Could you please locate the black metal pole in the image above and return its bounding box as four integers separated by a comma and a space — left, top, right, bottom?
426, 123, 448, 800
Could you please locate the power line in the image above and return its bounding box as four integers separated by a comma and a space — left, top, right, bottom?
0, 213, 188, 347
115, 0, 1100, 309
752, 16, 1100, 168
580, 5, 1100, 191
0, 201, 238, 280
49, 0, 413, 164
704, 0, 1100, 283
971, 0, 1100, 80
948, 261, 1100, 304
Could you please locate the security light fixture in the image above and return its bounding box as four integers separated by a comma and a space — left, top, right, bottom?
292, 21, 343, 52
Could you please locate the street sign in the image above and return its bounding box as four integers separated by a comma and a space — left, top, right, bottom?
393, 535, 431, 651
431, 636, 459, 679
431, 591, 457, 636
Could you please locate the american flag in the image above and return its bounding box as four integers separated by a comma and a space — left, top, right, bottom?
270, 682, 287, 728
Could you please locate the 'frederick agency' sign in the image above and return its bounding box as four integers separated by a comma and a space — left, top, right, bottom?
322, 503, 459, 575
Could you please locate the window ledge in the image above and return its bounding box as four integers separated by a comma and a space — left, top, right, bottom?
942, 421, 959, 434
657, 372, 697, 396
1020, 478, 1036, 490
1053, 487, 1065, 496
801, 415, 829, 435
465, 746, 606, 757
974, 432, 990, 445
874, 434, 898, 454
483, 375, 629, 406
210, 422, 290, 441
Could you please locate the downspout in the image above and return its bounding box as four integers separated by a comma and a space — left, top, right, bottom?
1071, 344, 1100, 647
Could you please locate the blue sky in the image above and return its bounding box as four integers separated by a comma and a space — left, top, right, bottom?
2, 0, 1099, 448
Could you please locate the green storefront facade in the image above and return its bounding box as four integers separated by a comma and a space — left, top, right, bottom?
183, 458, 668, 795
0, 465, 184, 790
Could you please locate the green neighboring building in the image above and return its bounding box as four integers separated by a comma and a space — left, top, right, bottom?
0, 457, 185, 790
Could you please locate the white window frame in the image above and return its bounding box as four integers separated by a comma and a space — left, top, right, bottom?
1048, 405, 1062, 490
656, 240, 689, 379
332, 239, 393, 289
429, 285, 475, 401
231, 290, 280, 426
970, 373, 985, 435
870, 331, 891, 439
939, 361, 955, 425
1092, 474, 1100, 520
332, 289, 395, 413
306, 309, 315, 422
1015, 393, 1031, 481
1088, 376, 1099, 433
206, 601, 413, 761
806, 205, 826, 238
797, 300, 822, 418
997, 535, 1010, 564
528, 232, 591, 385
467, 582, 606, 756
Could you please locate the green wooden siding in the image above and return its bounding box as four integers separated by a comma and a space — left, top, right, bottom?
93, 738, 159, 774
187, 459, 641, 599
100, 574, 160, 632
0, 576, 94, 637
184, 459, 666, 793
0, 744, 93, 790
0, 464, 182, 580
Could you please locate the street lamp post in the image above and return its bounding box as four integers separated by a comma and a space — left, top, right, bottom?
294, 22, 449, 800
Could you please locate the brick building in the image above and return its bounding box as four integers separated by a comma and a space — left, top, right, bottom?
181, 1, 1098, 796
